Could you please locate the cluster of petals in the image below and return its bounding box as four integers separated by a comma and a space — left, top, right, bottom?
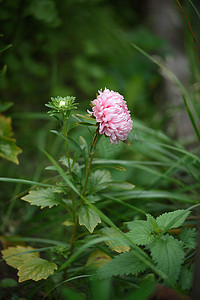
88, 88, 133, 144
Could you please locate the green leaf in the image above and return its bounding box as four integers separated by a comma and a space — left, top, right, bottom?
150, 234, 184, 283
179, 228, 197, 249
17, 257, 57, 282
89, 169, 112, 192
28, 0, 61, 27
0, 278, 18, 288
146, 214, 159, 232
0, 136, 22, 164
0, 115, 22, 164
68, 135, 82, 152
101, 227, 130, 253
0, 65, 7, 78
77, 121, 95, 127
0, 115, 14, 138
50, 130, 65, 141
86, 250, 111, 269
123, 274, 155, 300
104, 181, 135, 190
62, 220, 74, 227
97, 251, 148, 279
156, 210, 191, 231
79, 136, 89, 169
62, 287, 85, 300
126, 220, 154, 245
60, 156, 82, 179
78, 205, 101, 233
0, 102, 13, 113
0, 44, 12, 53
1, 246, 39, 269
21, 187, 62, 208
179, 264, 194, 290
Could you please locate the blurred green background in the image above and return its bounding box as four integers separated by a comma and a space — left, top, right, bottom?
0, 0, 200, 298
1, 0, 199, 231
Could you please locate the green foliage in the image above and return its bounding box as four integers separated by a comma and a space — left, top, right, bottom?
156, 210, 191, 230
89, 169, 112, 193
127, 220, 155, 245
1, 245, 57, 282
86, 249, 111, 269
79, 136, 89, 169
21, 187, 63, 208
28, 0, 61, 27
123, 275, 155, 300
100, 227, 130, 253
146, 214, 159, 232
1, 246, 39, 269
0, 115, 22, 164
97, 251, 148, 279
180, 228, 197, 249
150, 234, 185, 283
0, 101, 13, 113
78, 205, 101, 233
17, 257, 57, 282
1, 1, 199, 297
178, 264, 194, 290
0, 278, 18, 288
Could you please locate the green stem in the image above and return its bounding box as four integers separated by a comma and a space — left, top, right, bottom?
62, 113, 75, 222
82, 125, 99, 198
69, 125, 99, 252
62, 114, 71, 174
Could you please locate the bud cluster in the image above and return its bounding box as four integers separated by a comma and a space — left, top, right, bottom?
45, 96, 77, 118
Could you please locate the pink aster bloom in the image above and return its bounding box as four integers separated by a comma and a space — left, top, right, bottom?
88, 88, 133, 144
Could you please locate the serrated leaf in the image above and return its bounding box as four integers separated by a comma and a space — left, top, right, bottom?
179, 228, 197, 249
101, 227, 130, 253
97, 251, 148, 279
150, 234, 184, 283
17, 257, 57, 282
78, 205, 101, 233
179, 264, 194, 290
21, 187, 62, 208
156, 209, 190, 231
1, 246, 39, 269
126, 220, 154, 245
86, 250, 111, 269
146, 214, 159, 232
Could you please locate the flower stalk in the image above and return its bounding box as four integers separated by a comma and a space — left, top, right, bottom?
70, 125, 99, 252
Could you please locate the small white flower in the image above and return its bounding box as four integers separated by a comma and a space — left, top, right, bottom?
59, 100, 66, 107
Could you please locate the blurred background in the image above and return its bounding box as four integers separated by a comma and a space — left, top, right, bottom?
0, 0, 199, 248
0, 1, 200, 298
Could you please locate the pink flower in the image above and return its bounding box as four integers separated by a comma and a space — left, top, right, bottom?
88, 88, 133, 144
